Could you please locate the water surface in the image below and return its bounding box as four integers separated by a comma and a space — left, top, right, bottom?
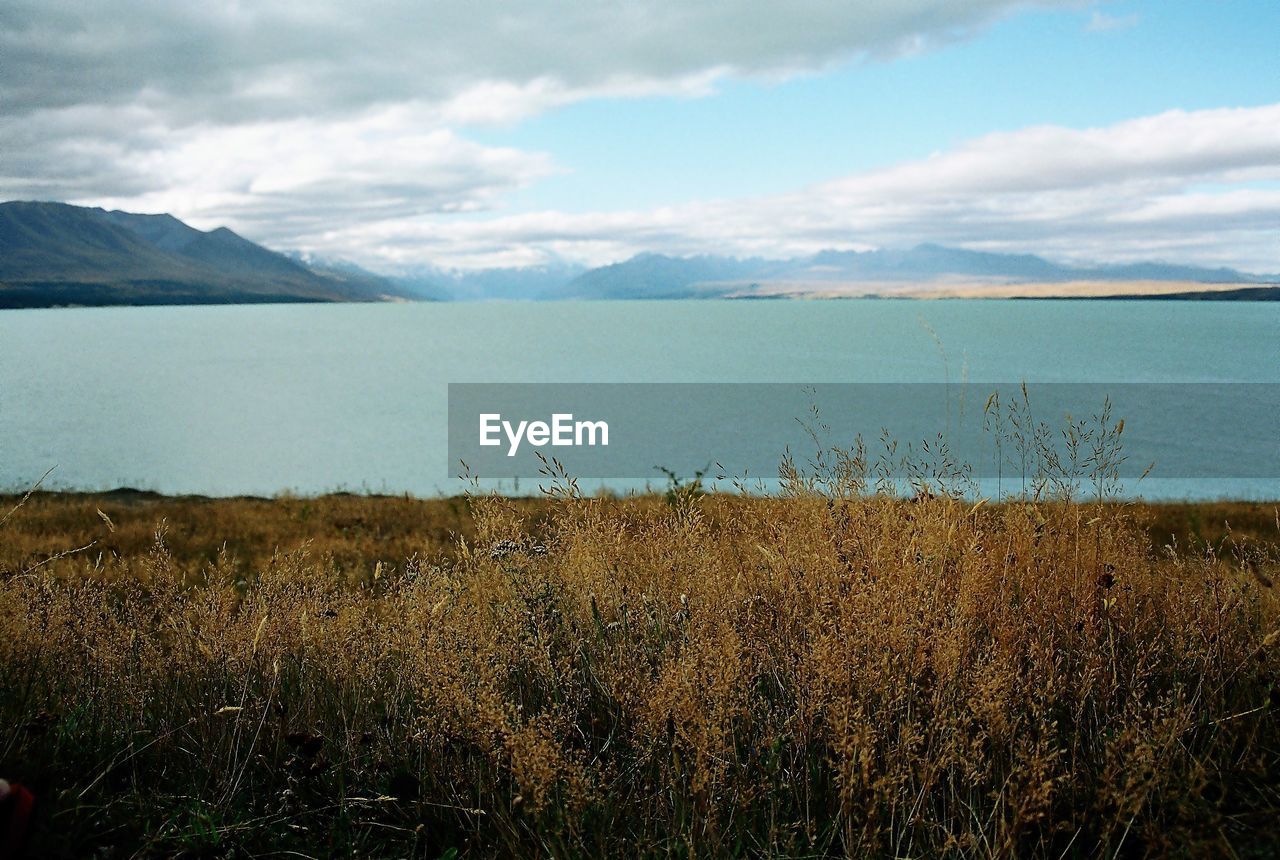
1, 300, 1276, 498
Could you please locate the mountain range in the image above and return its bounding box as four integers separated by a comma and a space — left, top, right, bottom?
550, 247, 1277, 300
393, 260, 587, 302
1, 201, 1275, 307
0, 201, 417, 308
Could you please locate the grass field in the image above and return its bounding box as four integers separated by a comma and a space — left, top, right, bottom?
2, 489, 1278, 857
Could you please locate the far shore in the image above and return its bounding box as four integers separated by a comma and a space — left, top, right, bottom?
727, 279, 1280, 300
4, 279, 1280, 309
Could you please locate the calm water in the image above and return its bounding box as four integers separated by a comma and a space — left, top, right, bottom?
1, 300, 1277, 498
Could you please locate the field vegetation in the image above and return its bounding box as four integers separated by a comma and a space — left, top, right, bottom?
1, 475, 1278, 856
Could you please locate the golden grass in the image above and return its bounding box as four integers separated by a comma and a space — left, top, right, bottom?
2, 490, 1278, 857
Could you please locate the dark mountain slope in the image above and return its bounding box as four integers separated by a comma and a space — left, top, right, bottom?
0, 201, 413, 308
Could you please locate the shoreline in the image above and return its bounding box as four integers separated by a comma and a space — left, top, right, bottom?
2, 281, 1279, 309
4, 491, 1276, 571
5, 486, 1280, 504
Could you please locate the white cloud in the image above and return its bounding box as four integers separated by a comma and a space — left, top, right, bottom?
433, 70, 727, 127
1, 103, 556, 245
0, 0, 1093, 269
0, 1, 1080, 122
3, 2, 1275, 274
298, 104, 1280, 273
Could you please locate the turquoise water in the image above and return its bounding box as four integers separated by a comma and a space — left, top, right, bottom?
1, 300, 1277, 498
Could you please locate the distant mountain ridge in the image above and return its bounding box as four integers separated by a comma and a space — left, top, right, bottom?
0, 201, 416, 308
395, 261, 588, 301
3, 200, 1275, 306
551, 244, 1273, 300
545, 254, 770, 300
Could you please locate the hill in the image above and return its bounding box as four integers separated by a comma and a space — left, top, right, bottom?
0, 201, 418, 308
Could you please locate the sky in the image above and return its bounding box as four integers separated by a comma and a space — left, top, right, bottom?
1, 0, 1277, 273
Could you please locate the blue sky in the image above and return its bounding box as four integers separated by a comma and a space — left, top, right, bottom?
2, 0, 1277, 272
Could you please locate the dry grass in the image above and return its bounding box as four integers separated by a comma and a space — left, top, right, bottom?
1, 488, 1278, 858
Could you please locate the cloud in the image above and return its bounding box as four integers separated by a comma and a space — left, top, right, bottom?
3, 2, 1275, 274
303, 104, 1280, 273
0, 0, 1092, 271
0, 103, 556, 243
1, 1, 1078, 123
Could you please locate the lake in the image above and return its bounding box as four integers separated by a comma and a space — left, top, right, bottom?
1, 299, 1277, 499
